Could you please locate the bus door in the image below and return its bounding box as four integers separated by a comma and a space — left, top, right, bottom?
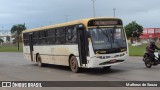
29, 33, 34, 61
77, 27, 88, 65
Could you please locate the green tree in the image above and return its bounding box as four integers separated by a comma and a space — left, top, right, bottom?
124, 21, 143, 38
10, 24, 26, 51
6, 36, 10, 42
0, 38, 4, 43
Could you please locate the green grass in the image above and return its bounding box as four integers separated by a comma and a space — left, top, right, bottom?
129, 43, 160, 56
129, 44, 147, 56
0, 46, 23, 52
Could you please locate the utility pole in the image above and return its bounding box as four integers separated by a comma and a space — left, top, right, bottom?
17, 25, 20, 51
91, 0, 96, 17
65, 15, 68, 22
113, 8, 116, 17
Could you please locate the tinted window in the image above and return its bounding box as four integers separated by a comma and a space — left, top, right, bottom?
46, 29, 56, 44
23, 33, 29, 46
39, 31, 47, 44
66, 26, 77, 44
29, 25, 78, 45
56, 28, 65, 44
33, 32, 39, 45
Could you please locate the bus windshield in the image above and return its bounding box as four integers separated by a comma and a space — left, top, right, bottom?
88, 27, 127, 53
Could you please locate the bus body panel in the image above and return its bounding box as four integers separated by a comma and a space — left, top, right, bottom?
23, 45, 79, 66
87, 52, 128, 68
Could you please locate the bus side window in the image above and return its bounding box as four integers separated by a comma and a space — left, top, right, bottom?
59, 28, 66, 44
23, 33, 29, 46
47, 30, 52, 44
72, 27, 77, 43
33, 32, 39, 45
47, 29, 56, 44
56, 29, 59, 44
40, 30, 47, 45
39, 31, 42, 44
55, 28, 66, 44
66, 26, 77, 44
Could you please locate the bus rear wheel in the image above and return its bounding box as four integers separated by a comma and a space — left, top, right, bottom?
69, 56, 79, 73
37, 54, 44, 67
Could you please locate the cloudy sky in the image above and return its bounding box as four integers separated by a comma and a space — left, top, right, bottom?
0, 0, 160, 30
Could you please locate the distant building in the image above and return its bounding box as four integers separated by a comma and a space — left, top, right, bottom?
0, 30, 13, 43
140, 28, 160, 43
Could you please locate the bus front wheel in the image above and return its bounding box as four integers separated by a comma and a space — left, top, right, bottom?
69, 56, 79, 73
37, 54, 44, 67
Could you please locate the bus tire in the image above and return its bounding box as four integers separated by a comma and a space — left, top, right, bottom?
69, 56, 80, 73
37, 54, 43, 67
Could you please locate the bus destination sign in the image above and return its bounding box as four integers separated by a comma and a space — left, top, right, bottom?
88, 19, 122, 26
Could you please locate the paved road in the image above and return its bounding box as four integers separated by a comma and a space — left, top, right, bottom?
0, 52, 160, 90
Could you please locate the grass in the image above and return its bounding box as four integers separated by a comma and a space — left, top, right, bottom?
129, 44, 147, 56
0, 46, 23, 52
129, 42, 160, 56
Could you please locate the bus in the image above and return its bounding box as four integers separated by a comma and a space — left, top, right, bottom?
22, 17, 128, 72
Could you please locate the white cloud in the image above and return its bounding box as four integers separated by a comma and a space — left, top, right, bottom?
0, 0, 160, 30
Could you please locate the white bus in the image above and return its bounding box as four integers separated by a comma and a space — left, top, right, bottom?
22, 17, 128, 72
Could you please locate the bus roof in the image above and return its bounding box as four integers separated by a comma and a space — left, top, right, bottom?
23, 17, 121, 33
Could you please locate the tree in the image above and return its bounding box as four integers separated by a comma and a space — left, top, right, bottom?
124, 21, 143, 38
10, 24, 26, 51
6, 36, 10, 43
0, 38, 4, 43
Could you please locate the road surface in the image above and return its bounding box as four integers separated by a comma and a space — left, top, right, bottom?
0, 52, 160, 90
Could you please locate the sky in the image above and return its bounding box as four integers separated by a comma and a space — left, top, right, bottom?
0, 0, 160, 30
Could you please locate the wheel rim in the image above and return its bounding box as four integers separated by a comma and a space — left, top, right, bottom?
70, 56, 78, 72
146, 62, 151, 66
145, 58, 152, 67
71, 60, 76, 69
